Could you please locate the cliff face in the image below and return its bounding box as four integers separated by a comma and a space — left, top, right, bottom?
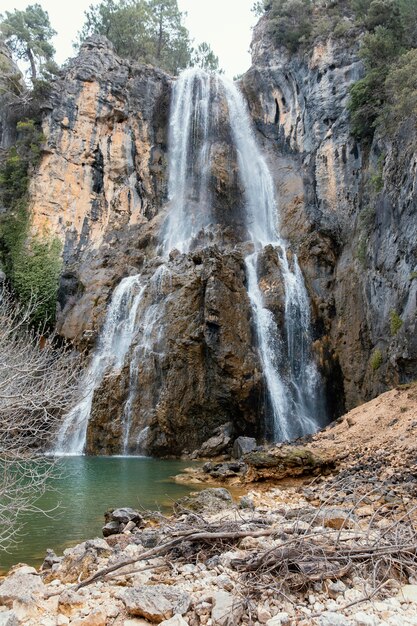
5, 22, 415, 454
243, 17, 417, 410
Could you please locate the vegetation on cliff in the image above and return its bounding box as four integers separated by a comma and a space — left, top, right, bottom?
254, 0, 417, 141
0, 119, 62, 324
77, 0, 221, 74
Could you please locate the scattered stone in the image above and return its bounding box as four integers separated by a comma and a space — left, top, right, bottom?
122, 585, 190, 622
102, 521, 120, 537
70, 610, 107, 626
319, 612, 354, 626
266, 613, 290, 626
211, 591, 244, 626
328, 580, 347, 598
232, 436, 257, 459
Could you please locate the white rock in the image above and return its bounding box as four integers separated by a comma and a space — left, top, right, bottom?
398, 585, 417, 603
328, 581, 347, 598
257, 605, 272, 623
0, 570, 45, 607
266, 613, 290, 625
211, 591, 243, 626
353, 612, 379, 626
319, 612, 354, 626
57, 617, 70, 626
0, 611, 19, 626
160, 616, 189, 626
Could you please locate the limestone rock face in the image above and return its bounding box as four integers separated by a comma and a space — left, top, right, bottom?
243, 17, 417, 410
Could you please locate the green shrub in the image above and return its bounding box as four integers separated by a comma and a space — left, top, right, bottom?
390, 310, 403, 335
370, 348, 383, 370
0, 116, 61, 324
12, 234, 62, 325
370, 154, 385, 192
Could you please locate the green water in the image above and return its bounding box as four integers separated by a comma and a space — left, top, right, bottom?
0, 456, 200, 572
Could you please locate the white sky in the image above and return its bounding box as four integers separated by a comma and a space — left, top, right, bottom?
1, 0, 257, 77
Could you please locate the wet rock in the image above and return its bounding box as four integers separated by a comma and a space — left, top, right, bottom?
244, 447, 334, 481
110, 508, 143, 524
102, 521, 120, 537
122, 585, 190, 623
232, 436, 257, 459
175, 488, 233, 513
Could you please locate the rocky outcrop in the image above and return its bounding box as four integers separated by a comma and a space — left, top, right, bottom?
243, 16, 417, 410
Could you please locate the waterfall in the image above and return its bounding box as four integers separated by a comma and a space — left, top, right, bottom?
122, 265, 171, 453
162, 68, 218, 254
220, 77, 323, 440
54, 67, 324, 455
54, 275, 145, 455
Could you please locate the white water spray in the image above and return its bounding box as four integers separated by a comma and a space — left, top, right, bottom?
54, 275, 145, 455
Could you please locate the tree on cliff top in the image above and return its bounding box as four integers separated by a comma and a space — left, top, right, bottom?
77, 0, 221, 74
77, 0, 190, 74
0, 4, 56, 82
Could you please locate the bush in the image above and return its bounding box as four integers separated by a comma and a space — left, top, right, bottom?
390, 310, 403, 335
370, 348, 383, 370
267, 0, 313, 51
0, 117, 61, 324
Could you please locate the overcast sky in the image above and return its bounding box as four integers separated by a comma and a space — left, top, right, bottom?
1, 0, 258, 77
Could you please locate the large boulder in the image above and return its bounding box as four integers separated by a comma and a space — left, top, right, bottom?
197, 423, 234, 457
0, 566, 45, 607
175, 488, 233, 514
232, 436, 257, 459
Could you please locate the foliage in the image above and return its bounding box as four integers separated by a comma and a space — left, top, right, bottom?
266, 0, 313, 52
0, 4, 56, 81
77, 0, 218, 75
0, 288, 81, 551
389, 310, 403, 335
382, 48, 417, 132
370, 154, 385, 191
370, 348, 383, 370
191, 42, 221, 72
0, 118, 62, 324
347, 0, 417, 141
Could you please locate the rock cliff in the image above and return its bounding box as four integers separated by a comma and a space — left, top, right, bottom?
2, 16, 415, 454
243, 15, 417, 411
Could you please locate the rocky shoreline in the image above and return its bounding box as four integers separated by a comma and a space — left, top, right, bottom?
1, 386, 417, 626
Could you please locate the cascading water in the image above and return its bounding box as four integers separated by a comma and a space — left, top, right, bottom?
221, 77, 323, 440
122, 265, 171, 453
54, 275, 145, 454
54, 67, 324, 456
162, 68, 218, 254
